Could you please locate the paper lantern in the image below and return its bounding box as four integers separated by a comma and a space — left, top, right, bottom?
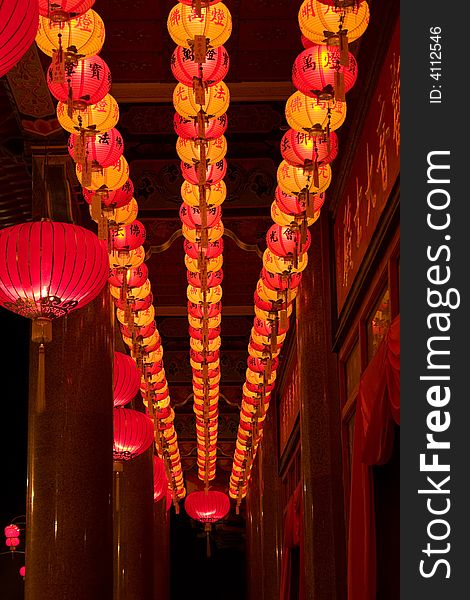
261, 268, 303, 292
263, 248, 308, 275
4, 524, 20, 538
38, 0, 95, 21
36, 9, 105, 58
280, 129, 338, 168
174, 112, 228, 140
109, 263, 148, 289
179, 0, 222, 6
182, 221, 224, 244
181, 159, 227, 185
76, 156, 129, 191
167, 3, 232, 49
6, 537, 20, 548
113, 408, 154, 462
0, 0, 40, 78
187, 269, 223, 289
277, 160, 331, 196
173, 82, 230, 120
95, 198, 138, 227
19, 565, 26, 578
292, 45, 357, 100
69, 128, 124, 168
181, 180, 226, 208
275, 185, 325, 215
186, 254, 223, 273
153, 455, 168, 502
285, 91, 346, 135
180, 203, 222, 229
0, 221, 108, 340
188, 301, 221, 320
57, 94, 119, 135
110, 220, 146, 253
117, 305, 155, 328
114, 351, 140, 407
171, 44, 229, 87
184, 237, 224, 260
83, 178, 134, 210
176, 136, 227, 164
109, 245, 146, 270
47, 54, 111, 108
298, 0, 369, 45
271, 202, 319, 228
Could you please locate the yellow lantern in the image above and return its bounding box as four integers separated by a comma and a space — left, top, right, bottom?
277, 160, 331, 196
285, 91, 346, 135
242, 383, 272, 400
190, 336, 221, 352
255, 305, 293, 322
248, 344, 281, 360
181, 180, 226, 208
185, 254, 223, 273
193, 386, 219, 399
251, 328, 287, 348
173, 82, 230, 119
109, 245, 146, 270
110, 279, 151, 301
182, 221, 224, 243
57, 94, 119, 135
36, 10, 105, 58
271, 201, 320, 227
167, 2, 232, 49
116, 305, 155, 328
246, 368, 276, 386
141, 369, 166, 386
76, 156, 129, 191
176, 136, 227, 164
187, 284, 223, 304
92, 198, 138, 226
298, 0, 369, 45
190, 358, 220, 371
188, 313, 222, 329
263, 248, 308, 275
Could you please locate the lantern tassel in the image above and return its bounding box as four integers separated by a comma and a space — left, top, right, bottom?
339, 30, 349, 67
51, 33, 65, 84
335, 70, 346, 102
313, 160, 320, 189
193, 34, 207, 64
36, 343, 46, 414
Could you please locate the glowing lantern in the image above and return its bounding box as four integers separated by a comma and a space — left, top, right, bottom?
69, 128, 124, 168
38, 0, 95, 21
180, 203, 222, 229
182, 221, 224, 244
117, 305, 155, 328
176, 136, 227, 164
76, 156, 129, 191
186, 254, 223, 273
19, 565, 26, 578
57, 94, 119, 135
292, 45, 357, 101
94, 198, 138, 227
83, 178, 134, 210
263, 248, 309, 276
280, 129, 338, 168
36, 9, 105, 58
188, 301, 221, 320
277, 160, 331, 197
109, 245, 146, 270
185, 490, 230, 523
275, 185, 325, 215
0, 221, 108, 341
174, 112, 227, 140
173, 82, 230, 120
153, 456, 168, 502
171, 45, 229, 87
167, 3, 232, 49
301, 34, 315, 49
187, 268, 223, 289
110, 220, 146, 254
109, 263, 148, 289
184, 238, 224, 260
181, 159, 227, 185
271, 202, 319, 228
47, 54, 111, 108
285, 92, 346, 135
4, 524, 20, 538
181, 180, 226, 208
261, 268, 303, 292
6, 537, 20, 548
113, 408, 154, 462
110, 278, 151, 302
0, 0, 40, 78
179, 0, 222, 6
114, 351, 140, 407
298, 0, 369, 46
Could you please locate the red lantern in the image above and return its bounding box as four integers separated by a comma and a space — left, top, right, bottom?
247, 356, 279, 373
174, 112, 228, 140
19, 565, 26, 578
180, 203, 222, 229
113, 408, 154, 462
275, 185, 325, 215
292, 45, 357, 101
110, 220, 146, 254
280, 129, 338, 168
0, 0, 40, 78
181, 159, 227, 185
114, 351, 140, 407
83, 179, 134, 210
47, 55, 111, 109
188, 300, 222, 319
0, 221, 108, 339
185, 490, 230, 523
254, 290, 292, 313
245, 380, 276, 394
108, 263, 148, 289
6, 537, 20, 548
120, 321, 156, 340
38, 0, 94, 20
253, 316, 289, 338
184, 238, 224, 260
171, 45, 229, 87
178, 0, 222, 5
187, 268, 223, 289
189, 325, 221, 341
266, 224, 311, 258
261, 268, 303, 291
190, 349, 220, 364
68, 128, 124, 168
114, 293, 154, 314
4, 524, 20, 538
301, 34, 314, 49
153, 455, 168, 502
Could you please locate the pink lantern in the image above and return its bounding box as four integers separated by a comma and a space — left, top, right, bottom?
47, 55, 111, 109
0, 221, 108, 338
83, 179, 134, 210
110, 220, 146, 254
171, 45, 229, 87
68, 128, 124, 168
184, 238, 224, 260
153, 455, 168, 502
114, 351, 140, 407
113, 408, 154, 462
275, 186, 325, 215
6, 537, 20, 548
181, 159, 227, 185
280, 129, 338, 168
174, 112, 228, 140
38, 0, 94, 20
185, 490, 230, 523
266, 224, 311, 258
180, 203, 222, 229
4, 524, 20, 538
0, 0, 40, 78
19, 565, 26, 578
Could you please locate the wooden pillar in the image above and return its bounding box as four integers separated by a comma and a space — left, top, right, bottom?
153, 497, 170, 600
295, 213, 347, 599
25, 289, 114, 599
245, 456, 263, 600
